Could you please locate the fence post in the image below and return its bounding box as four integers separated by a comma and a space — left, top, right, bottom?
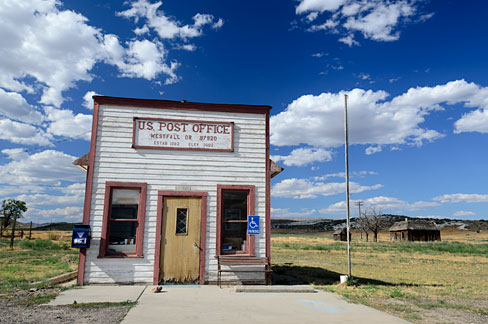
29, 221, 32, 240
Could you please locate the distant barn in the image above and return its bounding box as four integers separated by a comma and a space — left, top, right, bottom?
333, 228, 350, 241
389, 219, 441, 241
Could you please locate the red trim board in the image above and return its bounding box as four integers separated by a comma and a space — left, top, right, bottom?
77, 101, 99, 285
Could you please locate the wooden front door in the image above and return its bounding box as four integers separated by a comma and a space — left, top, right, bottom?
160, 197, 202, 283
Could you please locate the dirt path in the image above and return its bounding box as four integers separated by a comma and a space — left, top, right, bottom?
0, 289, 132, 324
372, 298, 488, 324
0, 301, 131, 324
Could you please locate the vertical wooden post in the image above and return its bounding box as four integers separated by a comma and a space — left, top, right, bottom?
29, 221, 32, 240
9, 216, 17, 249
344, 94, 352, 279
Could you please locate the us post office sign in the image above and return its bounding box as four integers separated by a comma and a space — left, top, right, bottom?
133, 117, 234, 152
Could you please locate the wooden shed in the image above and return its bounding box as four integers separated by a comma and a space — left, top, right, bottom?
333, 228, 350, 241
389, 219, 441, 241
74, 96, 284, 286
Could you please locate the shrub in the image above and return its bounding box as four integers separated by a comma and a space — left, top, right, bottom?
19, 239, 70, 251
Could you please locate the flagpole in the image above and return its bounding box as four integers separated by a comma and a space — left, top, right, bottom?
344, 94, 352, 279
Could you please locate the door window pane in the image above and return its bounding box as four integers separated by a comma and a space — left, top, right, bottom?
176, 208, 188, 235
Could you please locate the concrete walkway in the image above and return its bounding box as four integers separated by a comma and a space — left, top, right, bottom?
47, 285, 146, 306
122, 286, 410, 324
47, 285, 409, 323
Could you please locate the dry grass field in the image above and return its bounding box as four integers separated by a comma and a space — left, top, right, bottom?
0, 233, 134, 323
271, 229, 488, 324
0, 232, 77, 296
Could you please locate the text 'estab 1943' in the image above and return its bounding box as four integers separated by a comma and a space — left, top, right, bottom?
133, 117, 234, 151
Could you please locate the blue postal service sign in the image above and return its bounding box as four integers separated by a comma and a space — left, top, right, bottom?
248, 216, 260, 235
71, 224, 91, 248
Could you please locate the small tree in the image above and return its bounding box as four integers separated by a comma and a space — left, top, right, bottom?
1, 199, 28, 249
360, 208, 387, 242
357, 216, 369, 242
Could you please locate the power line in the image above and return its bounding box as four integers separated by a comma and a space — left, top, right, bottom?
0, 130, 90, 160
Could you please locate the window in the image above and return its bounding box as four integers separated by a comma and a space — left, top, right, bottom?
217, 185, 255, 256
176, 208, 188, 235
99, 182, 147, 257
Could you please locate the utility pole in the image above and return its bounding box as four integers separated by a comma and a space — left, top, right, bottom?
344, 94, 352, 279
355, 201, 363, 239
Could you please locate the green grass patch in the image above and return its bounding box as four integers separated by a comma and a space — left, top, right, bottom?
0, 239, 78, 294
277, 242, 345, 252
390, 289, 404, 298
277, 240, 488, 257
17, 293, 58, 306
19, 239, 70, 251
67, 301, 137, 309
272, 232, 488, 323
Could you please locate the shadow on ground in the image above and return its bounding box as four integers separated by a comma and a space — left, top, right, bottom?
272, 265, 442, 287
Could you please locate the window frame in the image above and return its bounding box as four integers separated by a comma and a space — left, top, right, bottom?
216, 185, 255, 257
99, 182, 147, 258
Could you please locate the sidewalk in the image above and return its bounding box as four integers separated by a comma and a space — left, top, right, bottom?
122, 285, 410, 324
47, 285, 146, 306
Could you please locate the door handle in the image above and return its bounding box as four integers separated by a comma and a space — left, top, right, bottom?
193, 241, 202, 251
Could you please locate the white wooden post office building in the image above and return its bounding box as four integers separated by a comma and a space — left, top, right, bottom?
74, 96, 282, 285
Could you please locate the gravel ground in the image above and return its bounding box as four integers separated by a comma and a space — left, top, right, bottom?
0, 289, 132, 324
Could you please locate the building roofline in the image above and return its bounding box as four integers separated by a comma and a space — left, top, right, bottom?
93, 96, 271, 114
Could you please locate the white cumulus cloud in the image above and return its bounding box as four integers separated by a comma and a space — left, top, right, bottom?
117, 0, 223, 40
453, 211, 476, 217
271, 178, 382, 199
82, 91, 98, 110
320, 196, 440, 215
271, 80, 488, 150
365, 146, 382, 155
271, 208, 317, 219
313, 171, 377, 181
454, 109, 488, 134
0, 149, 85, 185
296, 0, 432, 45
25, 206, 83, 221
271, 147, 332, 166
0, 0, 222, 109
433, 194, 488, 203
44, 107, 92, 140
0, 89, 44, 124
0, 119, 52, 146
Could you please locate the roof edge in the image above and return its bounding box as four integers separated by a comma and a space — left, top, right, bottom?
93, 96, 271, 114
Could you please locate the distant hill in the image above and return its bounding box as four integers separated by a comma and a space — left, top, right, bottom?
33, 222, 81, 231
1, 221, 81, 231
271, 215, 488, 233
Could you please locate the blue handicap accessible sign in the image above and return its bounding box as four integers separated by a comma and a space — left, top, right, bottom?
248, 216, 260, 235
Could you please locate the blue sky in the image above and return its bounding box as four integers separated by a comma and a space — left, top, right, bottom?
1, 0, 487, 223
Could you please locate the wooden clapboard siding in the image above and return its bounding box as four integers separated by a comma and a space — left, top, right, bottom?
84, 104, 267, 284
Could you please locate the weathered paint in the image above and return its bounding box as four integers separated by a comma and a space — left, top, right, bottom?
81, 97, 270, 284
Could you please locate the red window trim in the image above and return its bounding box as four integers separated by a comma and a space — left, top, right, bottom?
99, 182, 147, 258
216, 185, 255, 257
